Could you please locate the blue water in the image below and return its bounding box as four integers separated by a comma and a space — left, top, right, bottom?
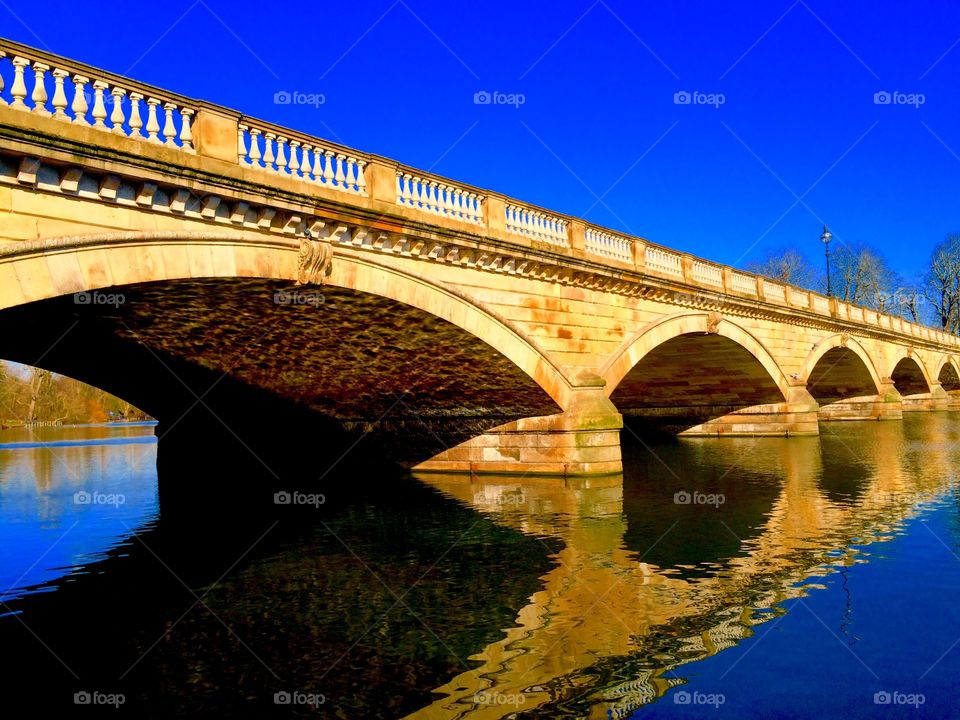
0, 414, 959, 718
0, 423, 158, 603
634, 501, 960, 719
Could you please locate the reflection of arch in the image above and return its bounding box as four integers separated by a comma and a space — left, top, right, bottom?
601, 312, 790, 398
0, 232, 573, 409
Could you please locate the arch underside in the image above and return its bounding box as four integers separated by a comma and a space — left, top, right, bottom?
806, 346, 890, 421
610, 333, 789, 435
0, 277, 560, 469
892, 357, 931, 397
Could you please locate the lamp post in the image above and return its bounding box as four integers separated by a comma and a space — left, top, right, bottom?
821, 225, 832, 297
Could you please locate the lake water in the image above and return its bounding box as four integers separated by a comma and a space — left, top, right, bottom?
0, 415, 958, 718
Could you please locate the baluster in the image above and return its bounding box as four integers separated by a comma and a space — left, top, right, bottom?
466, 193, 476, 222
179, 109, 194, 151
51, 69, 69, 119
300, 144, 312, 179
249, 128, 262, 167
238, 124, 249, 164
356, 160, 367, 195
263, 132, 276, 171
345, 157, 358, 192
414, 177, 425, 208
313, 149, 325, 184
10, 56, 29, 110
0, 51, 5, 105
401, 173, 412, 205
322, 150, 334, 185
91, 81, 109, 128
127, 93, 143, 138
428, 181, 439, 212
288, 140, 301, 176
275, 136, 289, 174
441, 185, 452, 215
145, 98, 161, 142
335, 154, 346, 187
30, 62, 50, 115
71, 75, 89, 124
110, 88, 127, 135
162, 102, 177, 146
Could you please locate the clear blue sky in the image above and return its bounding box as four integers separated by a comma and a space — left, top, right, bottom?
5, 0, 960, 278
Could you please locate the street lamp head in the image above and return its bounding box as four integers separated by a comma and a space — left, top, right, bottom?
820, 225, 832, 244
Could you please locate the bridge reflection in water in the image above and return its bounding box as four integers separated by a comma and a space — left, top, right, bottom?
407, 415, 959, 719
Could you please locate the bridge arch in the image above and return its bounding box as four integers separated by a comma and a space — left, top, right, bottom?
799, 334, 883, 401
0, 231, 574, 410
601, 312, 791, 398
885, 348, 933, 396
933, 355, 960, 391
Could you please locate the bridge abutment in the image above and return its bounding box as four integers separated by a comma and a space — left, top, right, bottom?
413, 383, 623, 477
675, 386, 820, 437
817, 381, 904, 421
902, 383, 952, 412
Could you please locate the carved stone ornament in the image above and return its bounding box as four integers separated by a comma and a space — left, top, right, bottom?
296, 239, 333, 286
706, 312, 722, 334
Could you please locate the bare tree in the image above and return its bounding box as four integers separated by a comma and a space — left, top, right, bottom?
829, 242, 895, 309
924, 233, 960, 333
746, 247, 818, 288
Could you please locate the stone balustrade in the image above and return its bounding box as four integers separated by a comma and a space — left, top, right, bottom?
584, 228, 632, 262
0, 45, 195, 150
396, 170, 482, 223
237, 120, 367, 195
644, 246, 684, 278
0, 36, 956, 349
504, 203, 568, 247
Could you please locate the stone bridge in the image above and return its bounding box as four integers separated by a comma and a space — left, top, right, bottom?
0, 38, 958, 478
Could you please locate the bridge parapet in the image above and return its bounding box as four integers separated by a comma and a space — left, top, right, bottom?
0, 37, 958, 353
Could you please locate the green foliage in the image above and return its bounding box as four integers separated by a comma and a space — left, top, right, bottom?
0, 363, 149, 424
